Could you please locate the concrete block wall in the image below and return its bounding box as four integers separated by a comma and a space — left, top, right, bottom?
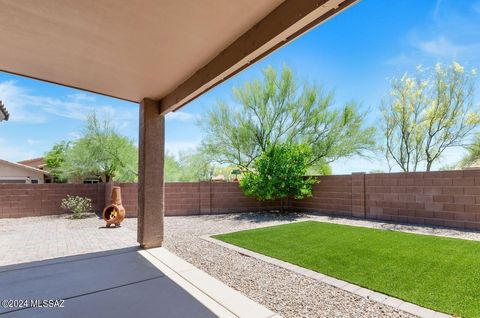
365, 170, 480, 230
210, 181, 280, 213
290, 175, 353, 216
2, 170, 480, 231
288, 170, 480, 230
116, 182, 138, 216
0, 183, 105, 218
115, 181, 279, 217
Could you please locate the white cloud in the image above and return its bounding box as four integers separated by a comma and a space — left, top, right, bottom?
0, 80, 138, 126
385, 1, 480, 66
415, 36, 479, 58
67, 93, 96, 102
0, 81, 48, 123
166, 111, 198, 122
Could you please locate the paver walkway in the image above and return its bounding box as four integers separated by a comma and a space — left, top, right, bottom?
0, 214, 137, 266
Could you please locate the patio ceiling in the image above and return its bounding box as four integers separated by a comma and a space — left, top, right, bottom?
0, 0, 357, 114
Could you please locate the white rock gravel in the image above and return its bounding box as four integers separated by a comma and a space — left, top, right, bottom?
144, 213, 427, 318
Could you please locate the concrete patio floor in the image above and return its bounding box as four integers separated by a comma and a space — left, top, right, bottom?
0, 248, 219, 318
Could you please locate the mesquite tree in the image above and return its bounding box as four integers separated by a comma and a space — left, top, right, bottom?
50, 113, 138, 182
199, 66, 375, 172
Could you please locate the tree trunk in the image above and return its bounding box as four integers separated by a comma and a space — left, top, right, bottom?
280, 198, 285, 213
426, 161, 432, 172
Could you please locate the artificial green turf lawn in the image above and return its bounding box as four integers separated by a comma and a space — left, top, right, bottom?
213, 221, 480, 317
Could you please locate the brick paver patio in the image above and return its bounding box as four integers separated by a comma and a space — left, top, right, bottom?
0, 214, 137, 266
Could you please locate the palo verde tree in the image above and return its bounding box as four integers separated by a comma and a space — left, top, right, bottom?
199, 66, 376, 172
240, 143, 316, 212
381, 72, 428, 172
382, 62, 480, 172
57, 113, 138, 182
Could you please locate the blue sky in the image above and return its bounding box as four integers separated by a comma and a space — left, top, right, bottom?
1, 0, 479, 173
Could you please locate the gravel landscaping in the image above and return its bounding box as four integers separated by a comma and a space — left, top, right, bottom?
148, 213, 422, 318
154, 212, 479, 318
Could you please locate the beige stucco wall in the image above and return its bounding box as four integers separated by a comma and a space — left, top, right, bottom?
0, 161, 44, 183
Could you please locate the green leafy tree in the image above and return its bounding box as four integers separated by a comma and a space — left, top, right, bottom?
200, 66, 375, 171
164, 150, 215, 182
164, 153, 184, 182
307, 159, 332, 176
60, 113, 138, 182
177, 150, 215, 181
382, 62, 479, 172
240, 143, 317, 212
45, 141, 70, 182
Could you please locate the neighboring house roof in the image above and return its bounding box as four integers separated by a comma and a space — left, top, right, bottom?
0, 159, 48, 175
0, 101, 9, 121
18, 157, 46, 170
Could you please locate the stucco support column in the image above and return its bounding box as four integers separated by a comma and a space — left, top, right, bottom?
138, 98, 165, 248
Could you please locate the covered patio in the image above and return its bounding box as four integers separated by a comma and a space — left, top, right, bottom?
0, 0, 357, 317
0, 0, 356, 249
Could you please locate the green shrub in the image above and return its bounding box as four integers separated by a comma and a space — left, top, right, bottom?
60, 195, 93, 219
240, 143, 317, 212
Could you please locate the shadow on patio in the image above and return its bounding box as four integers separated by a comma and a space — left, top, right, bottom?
0, 247, 216, 318
0, 246, 276, 318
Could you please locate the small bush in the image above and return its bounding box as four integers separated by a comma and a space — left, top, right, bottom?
60, 195, 93, 219
240, 143, 317, 212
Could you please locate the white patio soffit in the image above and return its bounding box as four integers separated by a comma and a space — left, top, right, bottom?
0, 0, 357, 114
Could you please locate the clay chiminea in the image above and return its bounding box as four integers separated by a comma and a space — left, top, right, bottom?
102, 186, 125, 227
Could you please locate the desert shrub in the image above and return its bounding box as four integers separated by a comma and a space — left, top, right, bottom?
60, 195, 93, 219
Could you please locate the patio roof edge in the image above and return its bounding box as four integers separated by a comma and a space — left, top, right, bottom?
159, 0, 359, 115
